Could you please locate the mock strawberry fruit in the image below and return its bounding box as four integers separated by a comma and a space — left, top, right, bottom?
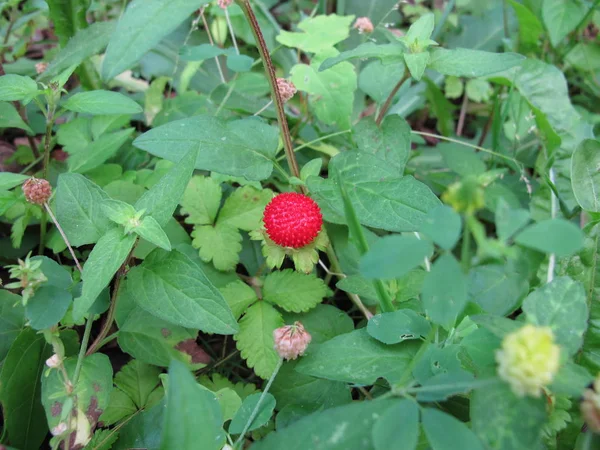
263, 193, 323, 249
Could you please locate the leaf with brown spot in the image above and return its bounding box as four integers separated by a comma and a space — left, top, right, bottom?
175, 338, 211, 365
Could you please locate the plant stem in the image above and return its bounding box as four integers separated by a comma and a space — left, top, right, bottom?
72, 317, 94, 386
224, 8, 240, 54
547, 167, 557, 283
86, 243, 137, 355
44, 203, 83, 272
39, 105, 56, 253
461, 216, 472, 272
236, 0, 302, 181
200, 7, 227, 84
432, 0, 456, 40
394, 325, 438, 389
414, 232, 431, 271
234, 358, 283, 448
502, 0, 509, 39
376, 71, 410, 126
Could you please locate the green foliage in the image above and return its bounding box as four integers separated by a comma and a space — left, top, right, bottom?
277, 14, 355, 53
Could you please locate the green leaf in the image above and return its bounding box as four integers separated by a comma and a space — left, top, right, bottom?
214, 388, 242, 422
161, 360, 224, 450
514, 219, 584, 257
494, 199, 530, 241
508, 1, 543, 52
359, 60, 405, 105
0, 290, 25, 362
144, 76, 170, 125
0, 102, 33, 133
40, 21, 115, 81
133, 115, 278, 181
0, 328, 50, 450
46, 0, 89, 45
220, 280, 258, 320
218, 186, 273, 231
367, 310, 431, 345
180, 175, 222, 225
227, 54, 254, 73
68, 128, 134, 173
263, 269, 327, 313
296, 328, 419, 384
566, 42, 600, 71
405, 13, 435, 42
192, 222, 242, 271
441, 144, 486, 177
416, 370, 477, 402
308, 152, 441, 232
551, 362, 593, 397
422, 408, 484, 450
114, 360, 161, 409
112, 399, 164, 450
353, 115, 411, 175
404, 52, 430, 81
282, 304, 355, 344
64, 90, 142, 115
422, 254, 468, 328
0, 172, 28, 191
101, 199, 136, 225
428, 48, 525, 77
300, 158, 323, 181
420, 205, 462, 250
471, 383, 546, 449
74, 227, 137, 320
135, 216, 171, 251
373, 400, 419, 450
251, 399, 397, 450
465, 78, 492, 103
135, 147, 198, 228
468, 264, 529, 316
100, 388, 137, 426
542, 0, 588, 47
229, 392, 276, 434
319, 42, 405, 71
234, 301, 284, 379
522, 276, 588, 356
55, 173, 115, 246
0, 75, 38, 101
102, 0, 211, 80
571, 139, 600, 212
360, 235, 433, 280
42, 353, 113, 431
291, 50, 357, 130
127, 249, 238, 334
115, 285, 201, 368
276, 14, 354, 53
444, 76, 464, 99
25, 285, 72, 330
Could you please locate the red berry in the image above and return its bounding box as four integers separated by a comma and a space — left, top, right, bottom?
263, 193, 323, 249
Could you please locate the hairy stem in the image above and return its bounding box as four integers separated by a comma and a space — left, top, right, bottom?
44, 203, 83, 272
72, 317, 94, 386
376, 71, 410, 126
236, 0, 302, 181
38, 106, 56, 253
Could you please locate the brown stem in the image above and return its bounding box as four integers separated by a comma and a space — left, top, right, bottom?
375, 71, 410, 127
456, 93, 468, 136
236, 0, 302, 181
38, 108, 55, 253
44, 203, 83, 272
86, 243, 137, 355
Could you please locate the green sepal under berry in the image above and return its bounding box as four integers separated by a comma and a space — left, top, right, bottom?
250, 227, 329, 274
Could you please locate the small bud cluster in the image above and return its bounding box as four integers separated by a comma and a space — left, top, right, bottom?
276, 78, 297, 103
5, 252, 47, 306
218, 0, 233, 9
22, 177, 52, 205
273, 321, 311, 360
496, 324, 560, 398
353, 17, 374, 34
35, 62, 48, 74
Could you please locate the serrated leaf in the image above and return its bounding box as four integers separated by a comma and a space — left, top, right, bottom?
192, 222, 242, 271
0, 75, 38, 101
263, 269, 327, 313
291, 50, 357, 130
64, 90, 142, 115
0, 172, 29, 191
296, 328, 419, 384
180, 176, 222, 225
114, 360, 161, 408
522, 276, 588, 356
127, 249, 238, 334
100, 388, 137, 426
219, 280, 258, 320
218, 186, 272, 231
235, 302, 284, 379
46, 0, 89, 45
74, 227, 137, 320
0, 102, 32, 133
319, 42, 405, 71
133, 115, 278, 181
198, 373, 257, 401
102, 0, 211, 80
276, 14, 354, 53
428, 48, 525, 77
135, 216, 171, 251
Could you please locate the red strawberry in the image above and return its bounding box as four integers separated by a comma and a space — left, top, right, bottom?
263, 192, 323, 248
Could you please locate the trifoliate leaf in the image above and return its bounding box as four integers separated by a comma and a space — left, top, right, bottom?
218, 186, 273, 231
444, 76, 464, 99
220, 280, 258, 319
276, 14, 354, 53
114, 360, 161, 408
465, 78, 493, 103
214, 388, 242, 422
99, 388, 137, 425
234, 302, 284, 379
192, 222, 242, 271
198, 373, 257, 400
180, 175, 222, 225
263, 270, 328, 313
135, 216, 171, 251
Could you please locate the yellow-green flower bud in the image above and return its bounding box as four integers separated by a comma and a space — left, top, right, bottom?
442, 176, 485, 214
496, 324, 560, 398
